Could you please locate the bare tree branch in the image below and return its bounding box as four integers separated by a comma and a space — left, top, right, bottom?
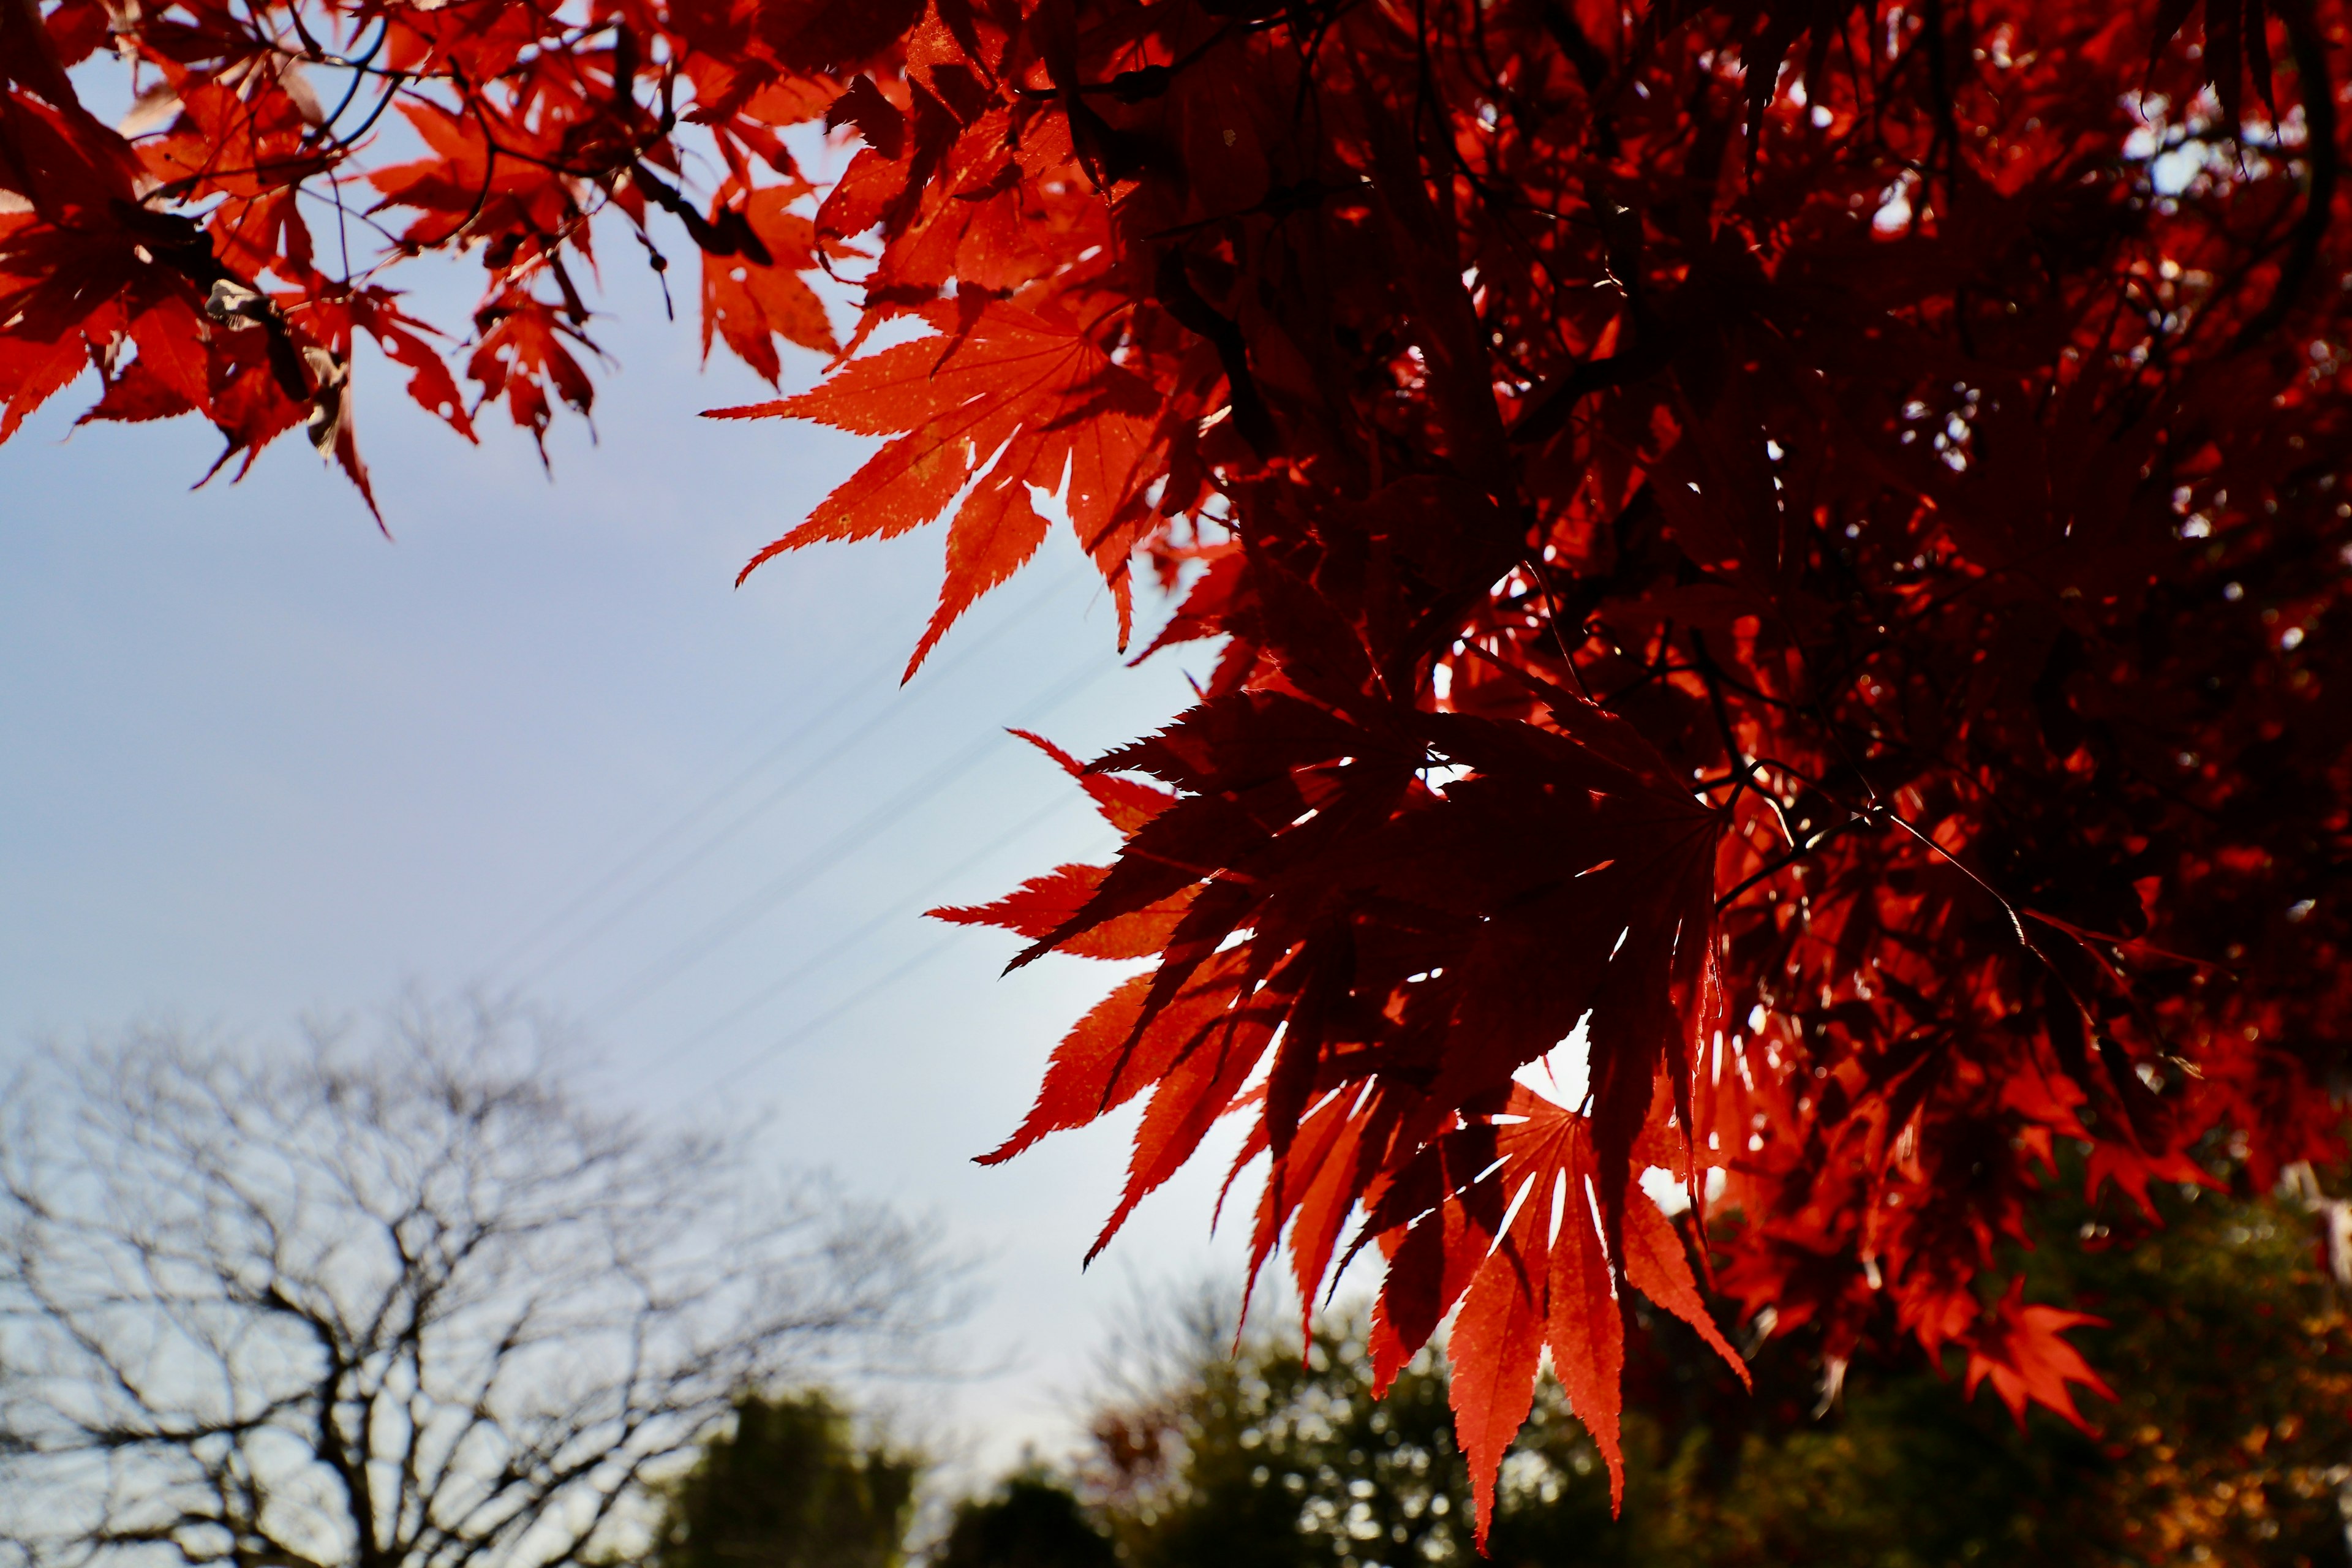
0, 998, 962, 1568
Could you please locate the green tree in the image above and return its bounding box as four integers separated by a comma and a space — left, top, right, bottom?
650, 1392, 917, 1568
1078, 1178, 2352, 1568
936, 1476, 1117, 1568
1077, 1290, 1621, 1568
1635, 1172, 2352, 1567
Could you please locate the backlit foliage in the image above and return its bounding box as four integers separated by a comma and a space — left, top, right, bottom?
6, 0, 2348, 1537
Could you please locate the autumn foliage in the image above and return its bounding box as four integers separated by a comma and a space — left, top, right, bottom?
6, 0, 2348, 1542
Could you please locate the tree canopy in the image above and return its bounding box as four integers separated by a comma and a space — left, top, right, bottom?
935, 1476, 1118, 1568
5, 0, 2348, 1536
1072, 1186, 2352, 1566
649, 1391, 919, 1568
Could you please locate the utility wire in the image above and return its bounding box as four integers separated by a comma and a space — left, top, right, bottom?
664, 791, 1099, 1058
592, 654, 1121, 1023
484, 652, 898, 979
680, 927, 970, 1106
677, 812, 1114, 1106
496, 565, 1091, 990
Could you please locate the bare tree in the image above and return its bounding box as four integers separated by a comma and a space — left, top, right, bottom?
0, 998, 959, 1568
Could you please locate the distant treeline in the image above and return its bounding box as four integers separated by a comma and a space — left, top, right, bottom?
663, 1174, 2351, 1568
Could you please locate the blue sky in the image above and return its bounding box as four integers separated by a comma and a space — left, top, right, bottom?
0, 266, 1259, 1476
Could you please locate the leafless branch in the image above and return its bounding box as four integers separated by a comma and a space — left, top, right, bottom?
0, 998, 962, 1568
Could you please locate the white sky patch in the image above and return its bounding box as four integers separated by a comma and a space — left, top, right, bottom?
1639, 1166, 1689, 1214
1423, 758, 1473, 793
1027, 448, 1076, 532
1872, 174, 1916, 235
1513, 1012, 1592, 1107
1640, 1166, 1727, 1215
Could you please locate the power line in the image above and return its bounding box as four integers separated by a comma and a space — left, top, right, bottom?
483, 648, 899, 979
495, 566, 1091, 990
674, 802, 1109, 1104
513, 691, 914, 992
662, 789, 1097, 1058
679, 927, 971, 1106
590, 654, 1121, 1023
589, 652, 1115, 1020
499, 567, 1081, 984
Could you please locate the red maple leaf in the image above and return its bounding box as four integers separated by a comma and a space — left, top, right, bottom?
715, 297, 1162, 674
1962, 1278, 2119, 1433
8, 0, 2349, 1545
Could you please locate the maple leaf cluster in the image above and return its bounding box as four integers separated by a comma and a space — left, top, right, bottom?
9, 0, 2350, 1542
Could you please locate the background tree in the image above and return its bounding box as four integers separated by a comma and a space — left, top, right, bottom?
647, 1390, 918, 1568
0, 1000, 957, 1568
6, 0, 2350, 1529
934, 1475, 1117, 1568
1077, 1287, 1506, 1568
1072, 1177, 2352, 1567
